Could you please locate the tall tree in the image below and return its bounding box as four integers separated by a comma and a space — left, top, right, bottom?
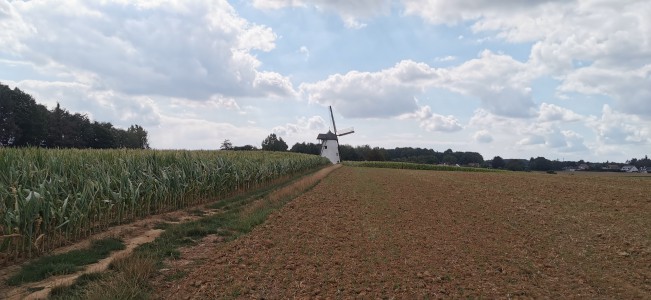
220, 139, 233, 150
290, 142, 320, 155
0, 85, 48, 146
492, 156, 505, 169
261, 133, 288, 151
125, 124, 150, 149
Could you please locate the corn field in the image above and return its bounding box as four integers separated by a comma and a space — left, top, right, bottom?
0, 148, 330, 265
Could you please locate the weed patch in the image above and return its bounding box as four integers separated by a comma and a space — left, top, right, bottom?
6, 238, 125, 286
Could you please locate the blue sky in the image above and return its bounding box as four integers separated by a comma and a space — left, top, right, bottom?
1, 0, 650, 162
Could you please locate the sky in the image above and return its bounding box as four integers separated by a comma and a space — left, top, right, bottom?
1, 0, 650, 162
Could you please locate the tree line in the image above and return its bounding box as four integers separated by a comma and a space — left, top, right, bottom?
223, 135, 485, 165
225, 134, 650, 172
0, 83, 149, 149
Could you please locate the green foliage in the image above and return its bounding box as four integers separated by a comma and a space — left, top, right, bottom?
233, 144, 257, 151
0, 148, 329, 263
0, 83, 149, 149
220, 139, 233, 150
338, 145, 484, 166
6, 238, 125, 286
491, 156, 505, 169
505, 159, 526, 171
135, 166, 324, 267
50, 272, 107, 300
290, 142, 320, 155
261, 133, 288, 151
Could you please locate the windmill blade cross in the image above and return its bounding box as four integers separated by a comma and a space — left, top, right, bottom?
329, 106, 337, 135
337, 127, 354, 136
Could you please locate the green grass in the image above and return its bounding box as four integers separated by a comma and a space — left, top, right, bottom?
343, 161, 502, 172
6, 238, 125, 286
49, 273, 107, 300
46, 166, 328, 299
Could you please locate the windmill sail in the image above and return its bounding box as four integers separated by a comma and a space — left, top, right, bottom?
317, 106, 354, 164
329, 106, 337, 134
337, 127, 354, 136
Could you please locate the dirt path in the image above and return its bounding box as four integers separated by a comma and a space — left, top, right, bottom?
156, 167, 651, 299
2, 165, 340, 299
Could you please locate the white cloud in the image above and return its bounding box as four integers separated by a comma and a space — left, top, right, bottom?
0, 0, 34, 54
444, 50, 537, 118
3, 0, 295, 100
545, 130, 589, 153
272, 116, 327, 137
5, 80, 161, 127
588, 105, 651, 145
470, 108, 590, 156
299, 46, 310, 60
300, 60, 431, 118
252, 0, 391, 29
170, 95, 241, 111
518, 135, 545, 146
537, 103, 583, 122
150, 115, 268, 150
302, 51, 536, 119
435, 55, 457, 62
559, 64, 651, 116
473, 130, 493, 143
399, 106, 463, 132
402, 0, 566, 26
403, 0, 651, 120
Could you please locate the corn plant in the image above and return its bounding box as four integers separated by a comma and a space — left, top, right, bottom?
0, 148, 329, 264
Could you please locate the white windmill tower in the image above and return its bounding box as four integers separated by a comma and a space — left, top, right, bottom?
317, 106, 354, 164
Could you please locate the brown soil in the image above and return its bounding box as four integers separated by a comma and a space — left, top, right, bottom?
0, 194, 226, 299
155, 167, 651, 299
0, 165, 339, 299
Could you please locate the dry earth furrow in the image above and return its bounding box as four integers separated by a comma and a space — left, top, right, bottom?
158, 167, 651, 299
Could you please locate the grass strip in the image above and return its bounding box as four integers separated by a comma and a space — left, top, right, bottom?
6, 238, 125, 286
49, 273, 106, 300
48, 166, 331, 299
343, 161, 503, 172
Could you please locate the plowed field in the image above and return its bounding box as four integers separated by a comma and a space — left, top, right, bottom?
156, 167, 651, 299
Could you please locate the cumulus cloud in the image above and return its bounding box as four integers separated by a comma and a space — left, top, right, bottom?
150, 115, 268, 150
252, 0, 391, 28
473, 130, 493, 143
537, 103, 583, 122
299, 46, 310, 60
545, 130, 589, 153
272, 116, 327, 137
444, 50, 537, 118
399, 106, 463, 132
6, 80, 161, 127
0, 0, 34, 54
403, 1, 651, 120
402, 0, 566, 26
435, 56, 457, 62
518, 135, 546, 146
3, 0, 296, 100
559, 65, 651, 116
170, 95, 241, 110
299, 60, 432, 118
588, 105, 651, 145
302, 51, 536, 119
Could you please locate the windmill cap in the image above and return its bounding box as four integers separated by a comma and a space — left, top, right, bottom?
317, 131, 338, 140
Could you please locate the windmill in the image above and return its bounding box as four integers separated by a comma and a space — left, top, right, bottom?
316, 106, 354, 164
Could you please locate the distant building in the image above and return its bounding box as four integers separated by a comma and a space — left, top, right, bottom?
578, 164, 590, 171
621, 165, 639, 172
